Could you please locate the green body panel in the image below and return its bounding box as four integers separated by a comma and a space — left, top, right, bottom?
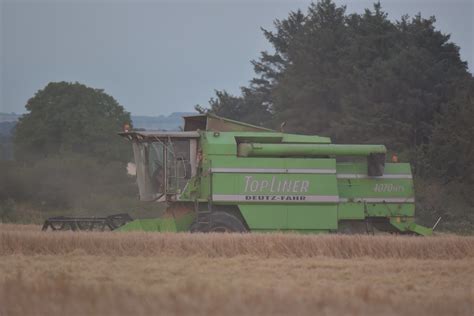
238, 143, 386, 157
337, 203, 365, 220
389, 217, 433, 236
239, 205, 287, 230
205, 151, 339, 230
238, 204, 337, 230
364, 203, 414, 217
408, 222, 433, 236
287, 205, 337, 230
209, 156, 336, 170
212, 173, 337, 197
336, 162, 415, 220
338, 180, 414, 200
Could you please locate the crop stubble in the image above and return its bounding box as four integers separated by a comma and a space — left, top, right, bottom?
0, 224, 473, 315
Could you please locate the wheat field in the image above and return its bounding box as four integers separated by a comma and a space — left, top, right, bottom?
1, 224, 473, 316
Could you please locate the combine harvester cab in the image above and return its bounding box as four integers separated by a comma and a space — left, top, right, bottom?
118, 114, 432, 236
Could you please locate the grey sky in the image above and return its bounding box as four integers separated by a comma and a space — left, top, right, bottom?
1, 0, 473, 116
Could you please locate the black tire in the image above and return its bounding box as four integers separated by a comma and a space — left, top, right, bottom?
209, 212, 247, 233
189, 221, 208, 233
190, 211, 248, 233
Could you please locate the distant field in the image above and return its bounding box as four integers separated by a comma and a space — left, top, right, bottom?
1, 224, 473, 316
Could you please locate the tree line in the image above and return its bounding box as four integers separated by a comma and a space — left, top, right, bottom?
197, 0, 474, 188
0, 82, 145, 222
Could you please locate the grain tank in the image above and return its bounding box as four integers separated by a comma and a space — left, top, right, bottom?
118, 114, 432, 235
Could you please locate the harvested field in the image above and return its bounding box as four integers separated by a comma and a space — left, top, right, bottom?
1, 224, 473, 316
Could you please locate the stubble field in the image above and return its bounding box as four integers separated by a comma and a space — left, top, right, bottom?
0, 224, 473, 316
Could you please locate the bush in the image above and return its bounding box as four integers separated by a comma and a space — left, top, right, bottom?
0, 155, 161, 223
415, 178, 474, 234
0, 199, 16, 223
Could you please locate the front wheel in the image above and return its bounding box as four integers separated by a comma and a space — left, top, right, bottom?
191, 211, 248, 233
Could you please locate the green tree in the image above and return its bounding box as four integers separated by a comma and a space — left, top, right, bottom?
265, 1, 468, 148
198, 9, 306, 128
14, 82, 131, 162
428, 81, 474, 185
270, 0, 350, 135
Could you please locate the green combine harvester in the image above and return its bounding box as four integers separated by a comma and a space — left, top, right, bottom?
42, 114, 432, 235
114, 114, 431, 235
